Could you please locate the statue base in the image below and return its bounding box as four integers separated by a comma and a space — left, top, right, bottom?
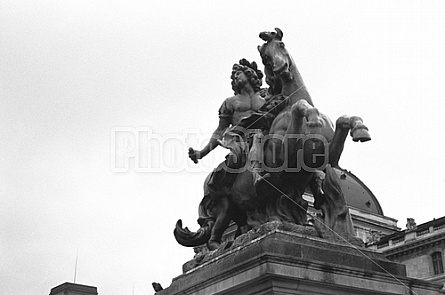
158, 222, 443, 294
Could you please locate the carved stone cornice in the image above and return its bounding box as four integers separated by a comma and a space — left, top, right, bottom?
384, 232, 445, 259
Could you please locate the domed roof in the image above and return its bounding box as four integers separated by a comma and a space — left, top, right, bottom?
333, 167, 383, 215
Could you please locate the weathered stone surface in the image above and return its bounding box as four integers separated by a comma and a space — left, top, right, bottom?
183, 221, 318, 272
158, 227, 442, 295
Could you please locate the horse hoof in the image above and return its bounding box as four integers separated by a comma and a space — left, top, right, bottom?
352, 128, 371, 142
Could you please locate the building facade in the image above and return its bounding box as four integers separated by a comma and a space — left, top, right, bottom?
368, 216, 445, 286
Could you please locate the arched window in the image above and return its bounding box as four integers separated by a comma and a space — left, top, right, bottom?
431, 251, 444, 275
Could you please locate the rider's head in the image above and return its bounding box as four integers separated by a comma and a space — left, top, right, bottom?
231, 59, 263, 95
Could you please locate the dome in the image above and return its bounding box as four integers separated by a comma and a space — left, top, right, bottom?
333, 167, 383, 215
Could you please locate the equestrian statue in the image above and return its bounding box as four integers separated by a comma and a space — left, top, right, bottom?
175, 28, 371, 251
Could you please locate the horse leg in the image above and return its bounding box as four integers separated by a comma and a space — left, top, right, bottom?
309, 170, 326, 210
286, 188, 309, 225
329, 116, 371, 167
207, 197, 231, 251
290, 99, 323, 130
286, 99, 323, 165
232, 206, 251, 238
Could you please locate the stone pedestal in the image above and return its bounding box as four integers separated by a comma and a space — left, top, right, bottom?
158, 225, 443, 295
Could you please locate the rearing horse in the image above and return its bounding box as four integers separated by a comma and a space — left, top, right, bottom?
253, 28, 371, 225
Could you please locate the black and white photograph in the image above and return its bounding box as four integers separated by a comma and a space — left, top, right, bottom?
1, 1, 445, 294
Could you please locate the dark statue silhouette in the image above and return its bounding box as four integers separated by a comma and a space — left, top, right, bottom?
175, 28, 370, 252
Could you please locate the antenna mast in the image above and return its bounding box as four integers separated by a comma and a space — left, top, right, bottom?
74, 248, 79, 283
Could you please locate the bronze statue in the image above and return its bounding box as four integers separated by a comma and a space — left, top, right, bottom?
175, 28, 371, 251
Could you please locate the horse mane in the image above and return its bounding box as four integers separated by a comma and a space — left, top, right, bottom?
262, 65, 282, 95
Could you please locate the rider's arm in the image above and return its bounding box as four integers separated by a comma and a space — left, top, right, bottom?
189, 97, 233, 163
198, 117, 231, 159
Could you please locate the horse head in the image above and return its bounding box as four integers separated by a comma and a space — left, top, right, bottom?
258, 28, 293, 88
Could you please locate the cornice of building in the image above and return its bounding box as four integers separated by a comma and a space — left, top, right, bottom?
349, 206, 399, 231
383, 232, 445, 259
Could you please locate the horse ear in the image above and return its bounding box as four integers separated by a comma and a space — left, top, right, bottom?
275, 28, 283, 40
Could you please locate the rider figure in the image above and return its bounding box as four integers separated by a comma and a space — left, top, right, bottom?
189, 58, 265, 197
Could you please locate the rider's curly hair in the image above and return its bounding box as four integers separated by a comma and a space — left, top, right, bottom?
231, 58, 264, 95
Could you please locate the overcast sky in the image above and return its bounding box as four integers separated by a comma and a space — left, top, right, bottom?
1, 1, 445, 294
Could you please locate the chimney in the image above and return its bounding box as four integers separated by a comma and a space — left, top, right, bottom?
49, 282, 98, 295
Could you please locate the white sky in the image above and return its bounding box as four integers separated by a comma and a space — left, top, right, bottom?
1, 1, 445, 294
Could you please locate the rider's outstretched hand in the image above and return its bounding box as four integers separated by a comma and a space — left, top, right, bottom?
188, 147, 201, 164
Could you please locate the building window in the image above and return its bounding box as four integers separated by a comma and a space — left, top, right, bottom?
431, 252, 444, 275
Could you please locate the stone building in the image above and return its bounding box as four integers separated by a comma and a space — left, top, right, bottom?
368, 216, 445, 286
324, 168, 445, 288
49, 282, 98, 295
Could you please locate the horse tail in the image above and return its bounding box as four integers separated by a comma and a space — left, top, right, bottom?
173, 219, 212, 247
173, 173, 219, 247
323, 165, 346, 208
